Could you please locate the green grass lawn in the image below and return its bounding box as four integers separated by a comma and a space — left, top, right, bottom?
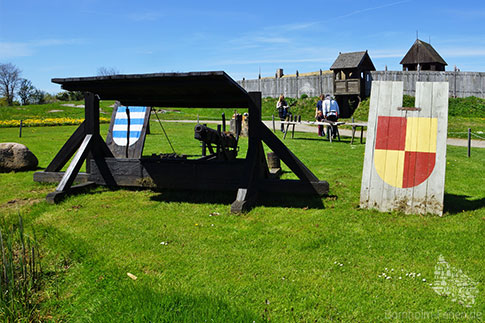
2, 97, 484, 141
0, 122, 484, 322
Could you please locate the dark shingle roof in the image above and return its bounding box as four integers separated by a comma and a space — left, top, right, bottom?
52, 71, 250, 108
400, 39, 447, 65
330, 51, 375, 70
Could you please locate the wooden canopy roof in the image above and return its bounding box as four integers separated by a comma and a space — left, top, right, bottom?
330, 51, 376, 71
400, 39, 447, 65
52, 71, 251, 108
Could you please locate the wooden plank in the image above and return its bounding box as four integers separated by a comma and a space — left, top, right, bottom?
260, 124, 319, 183
425, 82, 448, 215
380, 81, 404, 212
371, 81, 402, 212
89, 158, 247, 190
44, 122, 85, 172
56, 134, 93, 193
231, 92, 264, 212
84, 93, 99, 135
34, 171, 90, 184
360, 81, 381, 208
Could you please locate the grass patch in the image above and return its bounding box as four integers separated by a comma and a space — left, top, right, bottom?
0, 215, 42, 321
0, 123, 484, 321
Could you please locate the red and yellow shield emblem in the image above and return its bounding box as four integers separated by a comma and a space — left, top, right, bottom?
374, 116, 438, 188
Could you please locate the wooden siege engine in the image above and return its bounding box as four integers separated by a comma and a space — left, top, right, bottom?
34, 72, 329, 212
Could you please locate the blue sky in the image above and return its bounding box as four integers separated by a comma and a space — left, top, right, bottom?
1, 0, 485, 93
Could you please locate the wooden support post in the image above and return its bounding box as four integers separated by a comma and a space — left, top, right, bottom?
468, 128, 471, 157
272, 114, 276, 133
231, 92, 264, 213
19, 120, 22, 138
45, 122, 86, 172
46, 135, 93, 204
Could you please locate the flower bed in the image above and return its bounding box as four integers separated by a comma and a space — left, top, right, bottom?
0, 117, 111, 128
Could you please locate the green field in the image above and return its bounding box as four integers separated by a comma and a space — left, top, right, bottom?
1, 97, 484, 140
0, 123, 484, 321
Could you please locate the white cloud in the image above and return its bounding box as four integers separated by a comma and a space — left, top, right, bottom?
333, 0, 412, 20
0, 38, 85, 59
0, 42, 33, 59
440, 48, 485, 57
253, 36, 291, 44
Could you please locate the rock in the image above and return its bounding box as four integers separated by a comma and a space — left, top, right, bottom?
0, 143, 38, 172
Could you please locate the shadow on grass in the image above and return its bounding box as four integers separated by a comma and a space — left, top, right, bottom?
35, 224, 260, 322
86, 284, 260, 322
150, 189, 325, 210
444, 193, 485, 214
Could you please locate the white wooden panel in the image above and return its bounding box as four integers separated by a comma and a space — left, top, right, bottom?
426, 82, 449, 215
360, 81, 448, 215
359, 81, 381, 208
379, 81, 404, 212
410, 82, 433, 214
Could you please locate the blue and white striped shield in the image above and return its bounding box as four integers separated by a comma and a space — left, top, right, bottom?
112, 106, 147, 146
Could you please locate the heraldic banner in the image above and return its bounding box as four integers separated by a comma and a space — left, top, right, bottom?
106, 104, 151, 159
360, 81, 449, 215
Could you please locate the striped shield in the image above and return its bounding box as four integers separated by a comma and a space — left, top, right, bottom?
112, 106, 147, 146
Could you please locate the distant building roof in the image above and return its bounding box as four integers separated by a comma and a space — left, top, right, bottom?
330, 51, 376, 70
400, 39, 447, 66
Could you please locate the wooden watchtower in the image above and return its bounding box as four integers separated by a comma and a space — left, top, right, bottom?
34, 72, 329, 212
400, 39, 447, 71
330, 51, 376, 117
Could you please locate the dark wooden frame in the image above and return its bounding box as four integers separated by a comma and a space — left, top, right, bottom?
35, 72, 329, 212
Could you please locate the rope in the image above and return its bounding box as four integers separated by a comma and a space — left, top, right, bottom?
153, 109, 176, 154
471, 133, 485, 140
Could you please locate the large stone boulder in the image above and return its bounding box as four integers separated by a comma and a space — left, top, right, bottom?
0, 143, 38, 172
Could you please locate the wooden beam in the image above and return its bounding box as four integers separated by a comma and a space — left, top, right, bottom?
231, 92, 264, 213
46, 134, 93, 204
84, 93, 100, 135
259, 124, 319, 183
44, 122, 85, 172
34, 171, 90, 184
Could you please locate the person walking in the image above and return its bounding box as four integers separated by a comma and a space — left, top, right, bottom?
315, 94, 325, 137
276, 94, 289, 133
323, 94, 340, 139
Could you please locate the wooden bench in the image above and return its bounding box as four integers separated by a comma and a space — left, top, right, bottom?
346, 122, 367, 144
281, 120, 345, 142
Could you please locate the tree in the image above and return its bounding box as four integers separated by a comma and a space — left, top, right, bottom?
31, 89, 46, 105
18, 79, 36, 105
97, 67, 120, 76
0, 63, 22, 106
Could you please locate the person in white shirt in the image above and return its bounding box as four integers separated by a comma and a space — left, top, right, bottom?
323, 94, 340, 139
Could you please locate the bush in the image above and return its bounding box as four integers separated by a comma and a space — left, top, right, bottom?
449, 96, 485, 118
56, 91, 70, 101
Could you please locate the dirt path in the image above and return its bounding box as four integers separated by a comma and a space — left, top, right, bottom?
161, 120, 485, 148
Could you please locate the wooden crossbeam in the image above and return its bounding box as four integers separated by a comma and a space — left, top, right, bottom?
45, 122, 85, 172
46, 135, 93, 204
260, 124, 319, 183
